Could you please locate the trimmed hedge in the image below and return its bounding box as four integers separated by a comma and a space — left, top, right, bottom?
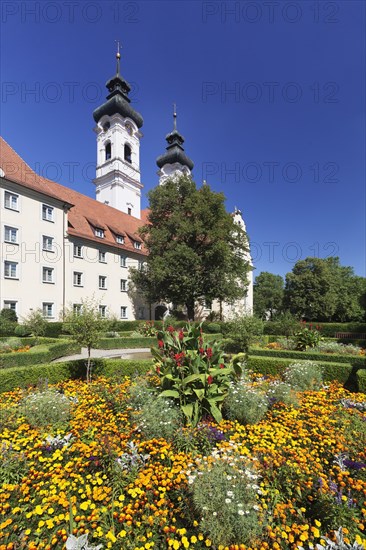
94, 337, 156, 349
0, 340, 81, 369
247, 355, 356, 387
249, 347, 365, 368
0, 358, 153, 393
263, 321, 366, 337
356, 369, 366, 394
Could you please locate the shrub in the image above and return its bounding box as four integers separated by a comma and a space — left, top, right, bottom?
152, 323, 241, 425
19, 389, 72, 428
224, 377, 268, 425
0, 442, 28, 485
0, 308, 17, 323
0, 340, 80, 369
294, 322, 323, 350
205, 322, 222, 334
127, 380, 183, 441
0, 337, 22, 353
283, 360, 323, 391
224, 315, 264, 353
138, 321, 158, 336
315, 341, 362, 355
94, 336, 156, 349
189, 449, 261, 547
0, 319, 17, 337
173, 422, 226, 455
14, 324, 32, 337
22, 309, 48, 339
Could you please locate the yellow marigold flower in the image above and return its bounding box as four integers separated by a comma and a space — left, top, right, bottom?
80, 502, 89, 511
299, 533, 308, 542
191, 536, 197, 543
118, 530, 126, 538
311, 527, 320, 538
205, 540, 212, 547
315, 520, 321, 527
106, 532, 117, 543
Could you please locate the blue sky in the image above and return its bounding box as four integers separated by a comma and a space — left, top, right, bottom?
1, 0, 365, 280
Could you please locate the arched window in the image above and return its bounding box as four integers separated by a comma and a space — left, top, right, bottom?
105, 142, 111, 161
124, 144, 132, 163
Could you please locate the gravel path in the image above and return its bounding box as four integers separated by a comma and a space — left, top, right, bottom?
53, 348, 151, 362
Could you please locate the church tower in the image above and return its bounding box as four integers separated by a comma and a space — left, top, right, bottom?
93, 45, 144, 218
156, 106, 194, 185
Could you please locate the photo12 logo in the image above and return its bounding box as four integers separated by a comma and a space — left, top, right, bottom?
1, 1, 140, 24
251, 241, 340, 264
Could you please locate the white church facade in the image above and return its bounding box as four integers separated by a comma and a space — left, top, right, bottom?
0, 50, 253, 322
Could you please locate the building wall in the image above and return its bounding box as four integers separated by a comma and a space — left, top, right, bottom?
0, 180, 65, 319
0, 179, 150, 321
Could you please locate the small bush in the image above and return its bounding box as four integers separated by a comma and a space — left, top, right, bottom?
0, 308, 17, 323
205, 322, 222, 333
224, 315, 264, 353
0, 319, 17, 336
267, 381, 299, 408
0, 337, 23, 353
315, 341, 362, 355
14, 324, 32, 337
283, 360, 323, 391
224, 378, 268, 425
0, 442, 28, 485
19, 389, 72, 428
189, 450, 261, 547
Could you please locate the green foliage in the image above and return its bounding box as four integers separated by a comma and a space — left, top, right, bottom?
224, 315, 264, 353
138, 321, 158, 336
19, 389, 72, 428
284, 360, 323, 391
173, 422, 226, 456
63, 298, 105, 382
224, 378, 268, 424
94, 336, 156, 349
0, 340, 80, 369
130, 175, 250, 320
253, 271, 284, 320
22, 309, 48, 339
0, 308, 18, 323
267, 382, 300, 408
0, 442, 28, 485
205, 322, 222, 333
189, 452, 261, 547
294, 323, 323, 351
0, 337, 22, 353
248, 347, 364, 367
152, 323, 241, 426
14, 324, 32, 337
131, 393, 183, 441
357, 369, 366, 393
284, 257, 366, 322
315, 341, 363, 355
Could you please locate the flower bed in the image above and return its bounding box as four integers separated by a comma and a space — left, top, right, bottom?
0, 374, 365, 550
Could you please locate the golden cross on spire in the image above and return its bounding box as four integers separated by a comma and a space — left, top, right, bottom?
115, 40, 121, 74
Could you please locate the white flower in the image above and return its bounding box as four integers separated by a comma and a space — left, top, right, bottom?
225, 498, 231, 504
227, 491, 233, 497
238, 509, 245, 515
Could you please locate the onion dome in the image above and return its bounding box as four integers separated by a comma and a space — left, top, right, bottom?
93, 46, 143, 128
156, 107, 194, 170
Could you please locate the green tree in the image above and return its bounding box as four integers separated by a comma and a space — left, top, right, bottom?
130, 176, 250, 320
23, 309, 47, 341
253, 272, 284, 320
284, 257, 365, 322
62, 298, 104, 382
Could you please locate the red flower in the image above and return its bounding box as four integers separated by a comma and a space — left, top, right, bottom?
219, 363, 225, 369
158, 340, 164, 349
168, 325, 175, 333
199, 347, 204, 355
207, 375, 213, 385
174, 352, 185, 366
156, 366, 161, 374
206, 348, 213, 359
178, 330, 184, 341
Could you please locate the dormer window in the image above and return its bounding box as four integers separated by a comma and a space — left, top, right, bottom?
134, 241, 142, 250
95, 228, 104, 238
116, 235, 124, 244
105, 142, 111, 161
124, 144, 132, 163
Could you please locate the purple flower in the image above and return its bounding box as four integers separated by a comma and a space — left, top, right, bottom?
343, 458, 366, 470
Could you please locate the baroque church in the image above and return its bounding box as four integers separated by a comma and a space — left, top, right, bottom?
0, 49, 253, 321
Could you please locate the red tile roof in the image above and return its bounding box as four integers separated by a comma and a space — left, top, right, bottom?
0, 136, 149, 255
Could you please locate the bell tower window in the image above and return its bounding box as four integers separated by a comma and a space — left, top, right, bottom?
124, 144, 132, 164
105, 142, 111, 161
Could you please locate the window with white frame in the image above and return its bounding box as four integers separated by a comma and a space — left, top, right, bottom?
120, 306, 127, 319
3, 301, 17, 312
42, 235, 54, 251
99, 275, 107, 289
73, 244, 83, 258
4, 191, 19, 211
95, 228, 104, 238
73, 303, 82, 315
120, 279, 127, 292
98, 250, 107, 263
134, 241, 142, 250
42, 267, 54, 283
73, 271, 83, 287
120, 255, 127, 267
116, 235, 124, 244
42, 302, 54, 318
138, 260, 145, 271
99, 305, 107, 318
42, 204, 54, 222
4, 261, 18, 279
4, 226, 18, 244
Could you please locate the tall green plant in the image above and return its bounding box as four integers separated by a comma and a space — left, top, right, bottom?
152, 324, 241, 426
